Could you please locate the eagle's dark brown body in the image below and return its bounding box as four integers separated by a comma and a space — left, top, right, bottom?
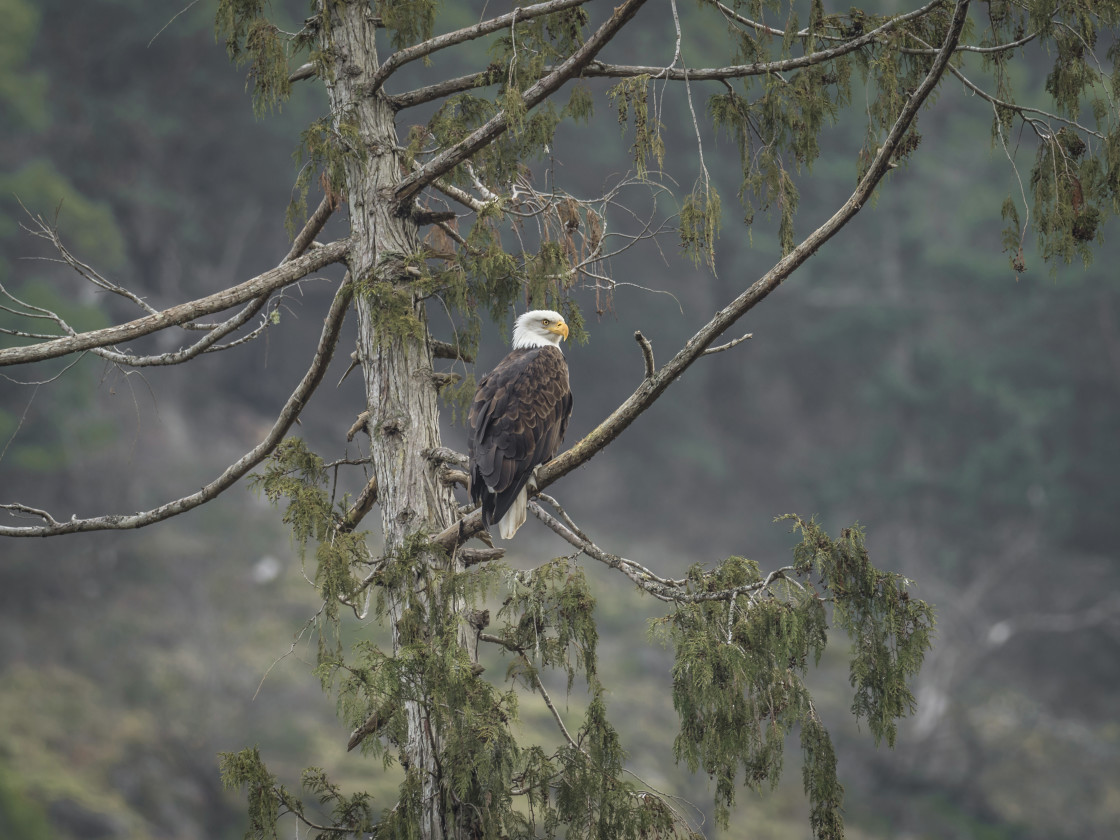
468, 344, 572, 538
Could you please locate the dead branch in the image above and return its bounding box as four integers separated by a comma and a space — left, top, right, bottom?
425, 447, 468, 467
702, 333, 752, 355
22, 193, 345, 370
346, 410, 371, 441
347, 700, 399, 752
0, 275, 355, 537
634, 331, 655, 378
529, 499, 801, 605
0, 239, 350, 367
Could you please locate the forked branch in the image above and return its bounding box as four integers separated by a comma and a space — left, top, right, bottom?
0, 238, 350, 367
6, 194, 343, 369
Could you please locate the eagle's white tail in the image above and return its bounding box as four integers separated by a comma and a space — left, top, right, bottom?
498, 488, 528, 539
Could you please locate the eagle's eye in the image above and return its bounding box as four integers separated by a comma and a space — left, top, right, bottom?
541, 319, 551, 326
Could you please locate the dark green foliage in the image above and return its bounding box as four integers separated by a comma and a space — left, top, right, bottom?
679, 183, 723, 267
984, 0, 1120, 269
215, 0, 293, 115
219, 747, 281, 840
800, 716, 843, 840
376, 0, 438, 50
607, 76, 665, 178
220, 749, 377, 840
250, 438, 370, 648
499, 559, 598, 690
786, 517, 933, 747
552, 691, 686, 840
656, 521, 933, 837
288, 115, 358, 236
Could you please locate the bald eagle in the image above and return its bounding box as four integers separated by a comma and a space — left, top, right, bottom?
469, 310, 573, 540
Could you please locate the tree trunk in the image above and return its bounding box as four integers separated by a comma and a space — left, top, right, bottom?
320, 4, 463, 838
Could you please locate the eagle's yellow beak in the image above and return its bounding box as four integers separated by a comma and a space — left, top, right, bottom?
548, 320, 569, 341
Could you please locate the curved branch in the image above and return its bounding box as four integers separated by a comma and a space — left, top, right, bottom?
431, 0, 971, 549
0, 239, 350, 367
540, 0, 969, 479
369, 0, 592, 96
0, 276, 355, 537
393, 0, 651, 210
89, 192, 343, 368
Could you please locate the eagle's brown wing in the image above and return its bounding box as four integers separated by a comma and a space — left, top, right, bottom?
469, 346, 572, 529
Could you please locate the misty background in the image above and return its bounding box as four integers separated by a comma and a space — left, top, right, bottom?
1, 1, 1119, 838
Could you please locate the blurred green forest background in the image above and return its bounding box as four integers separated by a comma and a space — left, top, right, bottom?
2, 1, 1119, 838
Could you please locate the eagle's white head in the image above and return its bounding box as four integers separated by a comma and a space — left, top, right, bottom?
512, 310, 569, 349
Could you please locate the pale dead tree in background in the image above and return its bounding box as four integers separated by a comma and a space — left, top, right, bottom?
2, 1, 1118, 838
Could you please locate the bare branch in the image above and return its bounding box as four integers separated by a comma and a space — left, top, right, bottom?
289, 62, 316, 84
940, 51, 1103, 140
370, 0, 592, 96
0, 239, 350, 367
460, 547, 505, 567
84, 299, 270, 368
0, 276, 355, 537
393, 0, 651, 210
702, 332, 752, 355
16, 192, 344, 370
284, 191, 342, 263
634, 330, 655, 378
0, 503, 60, 528
426, 447, 468, 467
17, 210, 161, 317
529, 499, 800, 605
390, 70, 502, 110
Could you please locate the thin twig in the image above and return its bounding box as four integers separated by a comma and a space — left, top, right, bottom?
702, 333, 752, 355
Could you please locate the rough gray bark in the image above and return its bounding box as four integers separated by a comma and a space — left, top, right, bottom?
318, 4, 464, 838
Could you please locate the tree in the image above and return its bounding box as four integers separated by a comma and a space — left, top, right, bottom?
2, 1, 1117, 838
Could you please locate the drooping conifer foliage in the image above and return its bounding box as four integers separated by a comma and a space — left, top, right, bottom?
3, 0, 1119, 838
